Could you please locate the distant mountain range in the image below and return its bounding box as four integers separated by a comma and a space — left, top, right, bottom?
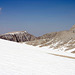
0, 25, 75, 53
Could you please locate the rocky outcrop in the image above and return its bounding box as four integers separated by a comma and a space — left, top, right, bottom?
0, 31, 36, 42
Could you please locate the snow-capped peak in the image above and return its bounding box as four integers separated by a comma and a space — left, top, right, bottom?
5, 31, 27, 35
24, 31, 27, 33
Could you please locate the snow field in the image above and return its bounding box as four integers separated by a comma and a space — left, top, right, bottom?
0, 39, 75, 75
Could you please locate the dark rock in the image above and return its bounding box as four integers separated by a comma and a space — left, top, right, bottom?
0, 31, 36, 42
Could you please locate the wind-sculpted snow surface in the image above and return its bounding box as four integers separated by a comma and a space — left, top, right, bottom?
0, 39, 75, 75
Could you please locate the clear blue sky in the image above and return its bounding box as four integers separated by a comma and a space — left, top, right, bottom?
0, 0, 75, 36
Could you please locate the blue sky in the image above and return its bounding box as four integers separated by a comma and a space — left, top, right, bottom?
0, 0, 75, 36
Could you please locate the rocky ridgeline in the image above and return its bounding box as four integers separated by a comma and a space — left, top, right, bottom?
0, 31, 36, 42
0, 25, 75, 53
27, 25, 75, 53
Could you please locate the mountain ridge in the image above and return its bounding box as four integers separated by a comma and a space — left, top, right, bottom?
26, 25, 75, 53
0, 31, 36, 42
0, 25, 75, 53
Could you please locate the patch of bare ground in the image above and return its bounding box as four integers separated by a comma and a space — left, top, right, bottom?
48, 53, 75, 59
71, 51, 75, 53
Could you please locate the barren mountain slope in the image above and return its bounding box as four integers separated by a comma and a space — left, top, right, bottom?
27, 25, 75, 53
0, 31, 36, 42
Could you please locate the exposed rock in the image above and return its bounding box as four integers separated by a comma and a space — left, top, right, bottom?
37, 32, 57, 39
0, 31, 36, 42
0, 25, 75, 53
27, 25, 75, 53
70, 24, 75, 32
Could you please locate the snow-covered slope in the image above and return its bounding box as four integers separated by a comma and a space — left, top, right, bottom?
0, 39, 75, 75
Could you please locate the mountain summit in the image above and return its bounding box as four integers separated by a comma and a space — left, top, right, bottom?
0, 31, 36, 42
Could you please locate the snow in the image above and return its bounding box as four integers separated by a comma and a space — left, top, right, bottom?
24, 31, 27, 33
0, 39, 75, 75
5, 31, 27, 35
67, 48, 75, 53
51, 41, 60, 46
45, 40, 75, 52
